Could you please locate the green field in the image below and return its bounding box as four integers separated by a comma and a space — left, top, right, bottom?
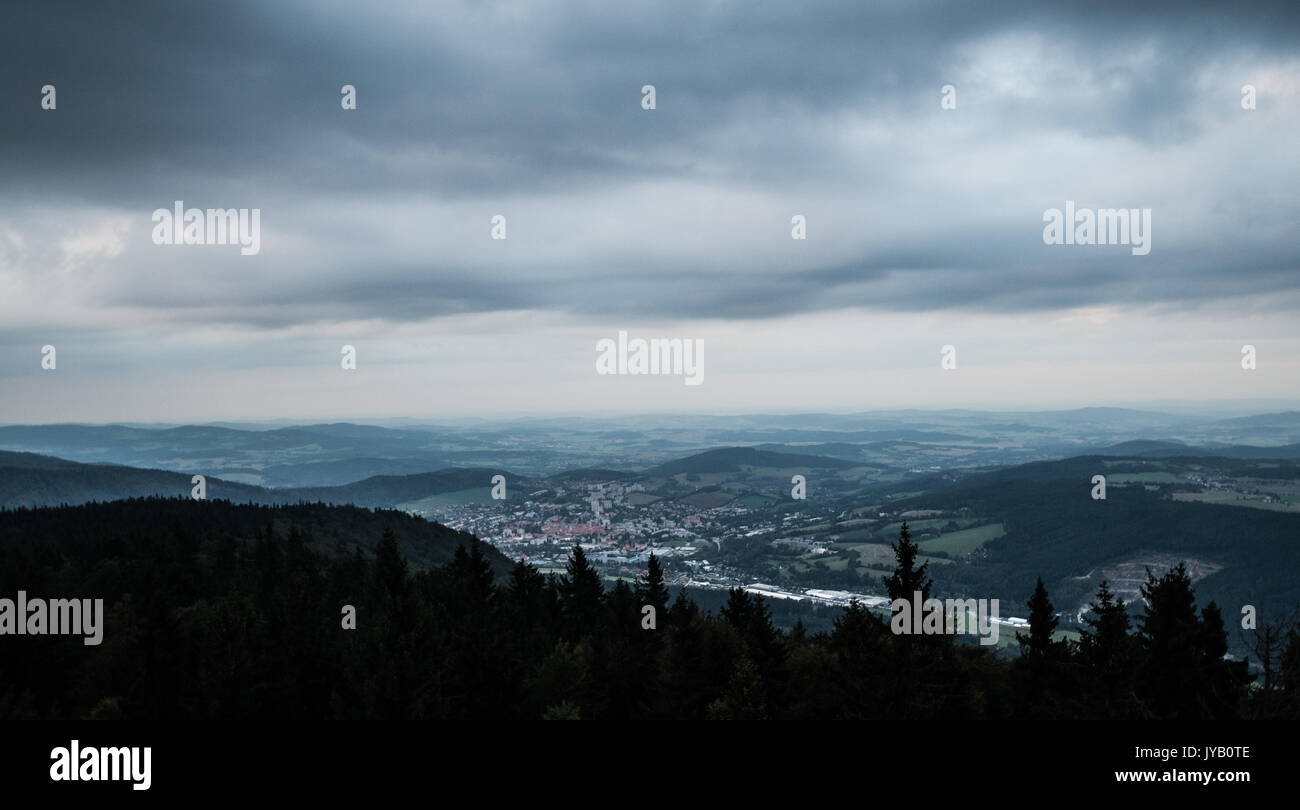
680, 490, 734, 508
839, 542, 898, 566
1109, 472, 1183, 484
987, 627, 1078, 651
918, 523, 1006, 556
1173, 491, 1300, 513
880, 517, 979, 536
835, 541, 953, 566
654, 539, 690, 548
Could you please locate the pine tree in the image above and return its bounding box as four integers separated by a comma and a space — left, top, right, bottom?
1017, 577, 1059, 658
508, 558, 546, 604
1010, 577, 1072, 718
1135, 563, 1246, 718
1078, 580, 1129, 667
442, 540, 496, 618
634, 552, 671, 617
883, 521, 931, 603
1077, 580, 1135, 717
599, 579, 648, 718
881, 522, 937, 712
1197, 600, 1249, 718
720, 588, 781, 659
558, 544, 604, 639
1282, 627, 1300, 692
789, 619, 807, 645
829, 599, 890, 719
372, 528, 407, 601
705, 655, 769, 720
1137, 564, 1199, 717
667, 588, 698, 629
720, 587, 786, 709
1259, 623, 1300, 718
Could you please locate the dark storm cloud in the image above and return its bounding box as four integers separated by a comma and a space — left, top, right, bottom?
1, 0, 1297, 328
4, 0, 1296, 194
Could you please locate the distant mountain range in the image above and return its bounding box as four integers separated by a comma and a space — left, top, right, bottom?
1098, 439, 1300, 460
2, 410, 1297, 488
0, 423, 453, 487
6, 434, 1300, 513
0, 450, 276, 508
1, 445, 872, 509
0, 450, 522, 510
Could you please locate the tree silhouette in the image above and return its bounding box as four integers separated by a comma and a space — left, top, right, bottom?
635, 553, 671, 618
1137, 564, 1248, 718
1018, 577, 1059, 659
884, 521, 931, 603
0, 497, 1291, 721
558, 544, 604, 640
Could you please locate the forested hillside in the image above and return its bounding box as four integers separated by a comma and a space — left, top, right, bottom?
889, 458, 1300, 620
1, 501, 1294, 720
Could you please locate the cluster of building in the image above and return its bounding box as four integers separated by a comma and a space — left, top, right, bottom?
407, 478, 825, 585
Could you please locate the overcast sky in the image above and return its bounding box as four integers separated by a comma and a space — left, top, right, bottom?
1, 0, 1297, 422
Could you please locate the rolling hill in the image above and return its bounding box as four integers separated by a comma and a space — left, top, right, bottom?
0, 451, 526, 511
882, 455, 1300, 630
1099, 439, 1300, 460
649, 446, 861, 475
0, 450, 281, 508
0, 496, 514, 576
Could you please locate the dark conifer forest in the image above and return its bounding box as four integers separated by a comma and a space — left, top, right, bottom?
1, 498, 1293, 720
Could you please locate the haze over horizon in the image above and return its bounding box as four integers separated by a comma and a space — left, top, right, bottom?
3, 399, 1300, 429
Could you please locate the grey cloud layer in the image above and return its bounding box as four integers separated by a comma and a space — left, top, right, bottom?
1, 0, 1297, 329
